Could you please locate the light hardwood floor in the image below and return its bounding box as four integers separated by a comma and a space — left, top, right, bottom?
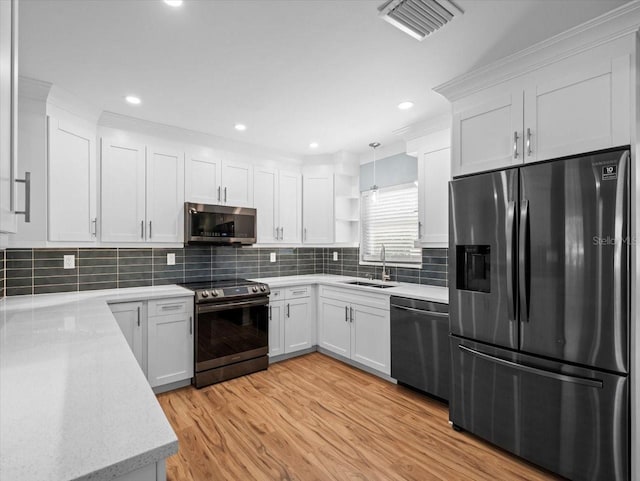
157, 353, 561, 481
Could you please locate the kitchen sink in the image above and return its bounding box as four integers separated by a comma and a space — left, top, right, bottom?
342, 280, 396, 289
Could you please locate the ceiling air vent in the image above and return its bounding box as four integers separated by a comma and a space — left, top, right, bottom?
378, 0, 463, 41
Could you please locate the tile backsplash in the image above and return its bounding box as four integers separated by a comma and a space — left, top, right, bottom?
2, 246, 447, 297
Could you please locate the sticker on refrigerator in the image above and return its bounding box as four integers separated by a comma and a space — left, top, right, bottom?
602, 165, 617, 180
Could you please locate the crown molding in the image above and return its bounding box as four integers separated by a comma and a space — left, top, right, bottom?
434, 1, 640, 101
18, 76, 52, 102
392, 113, 451, 141
99, 111, 303, 165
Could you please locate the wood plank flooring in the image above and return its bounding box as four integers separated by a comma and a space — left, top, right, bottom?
157, 353, 561, 481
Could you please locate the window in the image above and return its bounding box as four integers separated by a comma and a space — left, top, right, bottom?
360, 182, 421, 266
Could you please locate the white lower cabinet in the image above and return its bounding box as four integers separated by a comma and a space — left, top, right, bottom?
147, 298, 194, 388
318, 286, 390, 375
109, 296, 193, 390
268, 286, 314, 357
109, 301, 146, 374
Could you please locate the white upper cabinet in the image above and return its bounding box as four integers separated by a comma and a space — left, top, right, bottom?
221, 158, 253, 207
254, 166, 302, 244
411, 129, 451, 248
443, 31, 633, 177
48, 116, 97, 242
146, 145, 184, 243
0, 0, 18, 234
101, 138, 146, 243
185, 148, 221, 205
254, 166, 278, 243
302, 172, 334, 244
278, 170, 301, 244
452, 90, 523, 176
523, 56, 630, 163
185, 150, 253, 208
101, 137, 184, 244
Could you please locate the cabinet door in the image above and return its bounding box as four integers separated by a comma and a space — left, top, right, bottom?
284, 298, 312, 353
185, 149, 221, 204
146, 146, 184, 243
48, 116, 97, 242
268, 301, 285, 357
221, 159, 253, 207
452, 90, 523, 176
351, 303, 390, 375
524, 56, 630, 163
147, 312, 194, 388
302, 174, 334, 244
254, 166, 278, 243
101, 138, 146, 242
318, 297, 350, 357
109, 302, 145, 374
418, 148, 450, 246
0, 0, 17, 234
278, 170, 302, 244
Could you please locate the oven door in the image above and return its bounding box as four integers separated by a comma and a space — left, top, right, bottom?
195, 297, 269, 372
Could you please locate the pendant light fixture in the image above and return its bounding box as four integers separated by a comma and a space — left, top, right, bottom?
369, 142, 381, 202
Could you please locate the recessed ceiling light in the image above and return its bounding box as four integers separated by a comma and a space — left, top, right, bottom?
164, 0, 183, 7
125, 95, 141, 105
309, 142, 319, 149
398, 101, 414, 110
234, 123, 247, 131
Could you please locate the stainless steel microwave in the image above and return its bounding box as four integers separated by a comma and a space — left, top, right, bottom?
184, 203, 257, 245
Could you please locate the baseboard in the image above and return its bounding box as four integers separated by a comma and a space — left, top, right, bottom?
152, 378, 192, 394
269, 346, 317, 363
316, 347, 397, 384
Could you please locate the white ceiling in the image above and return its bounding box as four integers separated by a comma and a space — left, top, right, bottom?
19, 0, 628, 156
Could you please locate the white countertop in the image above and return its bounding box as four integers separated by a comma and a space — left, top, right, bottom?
0, 285, 193, 481
251, 274, 449, 304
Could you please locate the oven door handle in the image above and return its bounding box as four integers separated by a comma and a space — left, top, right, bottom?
196, 298, 269, 314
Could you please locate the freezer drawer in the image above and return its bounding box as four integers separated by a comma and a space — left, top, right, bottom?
450, 337, 628, 481
390, 297, 449, 400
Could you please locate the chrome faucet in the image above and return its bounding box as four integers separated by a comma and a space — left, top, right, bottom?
380, 244, 391, 282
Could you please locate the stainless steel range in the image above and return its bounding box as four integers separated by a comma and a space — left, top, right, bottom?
180, 279, 270, 388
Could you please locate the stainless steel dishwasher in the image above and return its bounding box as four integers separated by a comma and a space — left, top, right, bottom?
390, 296, 450, 401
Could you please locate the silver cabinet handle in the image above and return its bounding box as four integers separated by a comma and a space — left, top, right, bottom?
274, 227, 278, 240
140, 220, 144, 239
303, 227, 307, 241
137, 306, 141, 327
280, 226, 284, 240
526, 127, 532, 156
513, 131, 519, 159
345, 306, 349, 322
269, 306, 272, 320
350, 307, 354, 323
91, 218, 97, 237
161, 304, 182, 311
291, 290, 306, 295
14, 172, 31, 223
224, 187, 227, 203
286, 303, 290, 318
217, 186, 221, 202
149, 220, 152, 239
418, 221, 423, 239
189, 316, 192, 335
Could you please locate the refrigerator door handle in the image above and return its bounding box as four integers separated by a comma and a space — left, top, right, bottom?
458, 345, 603, 389
519, 199, 530, 322
506, 200, 517, 322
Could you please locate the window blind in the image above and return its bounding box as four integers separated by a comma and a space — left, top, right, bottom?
360, 183, 421, 265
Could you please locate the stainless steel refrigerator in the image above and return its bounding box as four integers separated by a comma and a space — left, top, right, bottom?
448, 147, 630, 481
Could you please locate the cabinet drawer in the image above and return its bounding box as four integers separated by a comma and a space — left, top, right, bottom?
319, 285, 389, 310
269, 288, 284, 301
148, 297, 191, 317
285, 285, 311, 299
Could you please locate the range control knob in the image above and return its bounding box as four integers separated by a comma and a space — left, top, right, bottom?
212, 290, 219, 297
260, 285, 266, 292
252, 286, 258, 293
201, 290, 209, 298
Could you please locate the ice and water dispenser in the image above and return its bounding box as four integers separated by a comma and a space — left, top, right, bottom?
456, 245, 491, 293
